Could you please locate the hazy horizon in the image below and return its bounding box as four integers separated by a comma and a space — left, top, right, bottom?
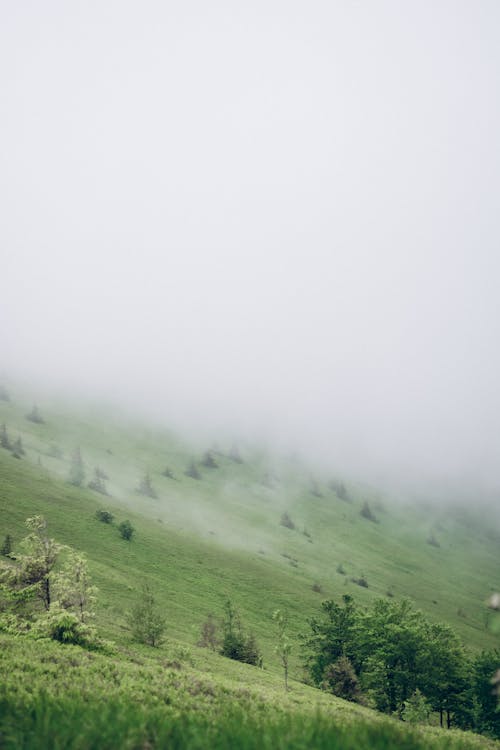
2, 1, 500, 492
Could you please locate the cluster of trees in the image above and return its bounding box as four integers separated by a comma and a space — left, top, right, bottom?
302, 594, 500, 737
0, 516, 99, 647
95, 510, 135, 541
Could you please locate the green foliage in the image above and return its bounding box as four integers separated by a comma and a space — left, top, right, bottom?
127, 584, 166, 647
118, 520, 134, 541
220, 599, 262, 666
95, 509, 114, 524
323, 655, 361, 702
402, 689, 431, 725
53, 550, 97, 623
68, 447, 85, 487
32, 607, 99, 647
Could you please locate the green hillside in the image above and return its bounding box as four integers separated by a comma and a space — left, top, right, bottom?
0, 386, 498, 749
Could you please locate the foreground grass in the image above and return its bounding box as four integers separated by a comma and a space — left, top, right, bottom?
0, 635, 496, 750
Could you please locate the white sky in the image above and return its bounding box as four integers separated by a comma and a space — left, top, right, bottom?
1, 1, 500, 488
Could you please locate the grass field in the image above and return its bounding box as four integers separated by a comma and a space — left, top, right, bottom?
0, 385, 499, 748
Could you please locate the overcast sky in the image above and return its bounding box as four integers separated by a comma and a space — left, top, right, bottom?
1, 1, 500, 488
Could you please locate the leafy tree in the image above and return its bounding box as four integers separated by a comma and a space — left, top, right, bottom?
302, 594, 359, 686
1, 534, 12, 557
127, 584, 166, 647
402, 689, 431, 725
273, 609, 292, 690
53, 551, 97, 623
118, 520, 134, 541
0, 423, 11, 450
68, 447, 85, 487
471, 650, 500, 738
197, 613, 219, 650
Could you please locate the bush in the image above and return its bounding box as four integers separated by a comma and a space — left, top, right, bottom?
336, 563, 346, 575
11, 437, 25, 458
118, 520, 134, 541
220, 599, 262, 666
323, 656, 361, 702
136, 472, 157, 498
351, 576, 368, 588
96, 510, 114, 524
161, 467, 175, 479
38, 608, 99, 647
402, 689, 431, 725
1, 534, 13, 556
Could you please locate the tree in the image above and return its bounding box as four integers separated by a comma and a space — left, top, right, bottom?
127, 584, 166, 646
197, 613, 219, 650
136, 471, 157, 498
273, 609, 292, 690
118, 520, 134, 541
302, 595, 359, 686
53, 551, 97, 623
11, 437, 25, 458
95, 509, 114, 524
220, 599, 261, 666
1, 534, 12, 557
185, 460, 201, 480
201, 451, 218, 469
0, 423, 11, 450
402, 689, 431, 725
16, 516, 61, 610
88, 467, 108, 495
68, 447, 85, 487
360, 502, 378, 522
26, 404, 44, 424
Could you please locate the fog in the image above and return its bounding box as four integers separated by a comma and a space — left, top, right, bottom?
2, 1, 500, 493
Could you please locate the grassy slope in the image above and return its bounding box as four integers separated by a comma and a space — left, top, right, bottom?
0, 389, 499, 748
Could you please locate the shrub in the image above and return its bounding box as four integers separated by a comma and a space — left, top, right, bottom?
336, 563, 346, 575
96, 510, 114, 524
280, 512, 295, 530
402, 689, 431, 725
312, 582, 323, 593
118, 520, 134, 541
35, 607, 99, 647
220, 599, 262, 666
161, 467, 175, 479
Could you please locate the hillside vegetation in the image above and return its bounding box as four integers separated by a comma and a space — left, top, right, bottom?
0, 386, 498, 748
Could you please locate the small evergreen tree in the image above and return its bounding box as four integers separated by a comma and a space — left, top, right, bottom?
68, 447, 85, 487
136, 471, 157, 498
220, 599, 261, 665
11, 437, 25, 457
26, 405, 44, 424
161, 466, 175, 479
185, 460, 201, 480
1, 534, 13, 557
360, 502, 377, 522
0, 423, 11, 450
118, 520, 134, 541
88, 467, 108, 495
201, 451, 218, 469
127, 584, 166, 647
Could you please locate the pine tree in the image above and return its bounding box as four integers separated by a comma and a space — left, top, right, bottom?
88, 467, 108, 495
127, 584, 166, 646
136, 472, 157, 498
68, 447, 85, 487
26, 404, 44, 424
